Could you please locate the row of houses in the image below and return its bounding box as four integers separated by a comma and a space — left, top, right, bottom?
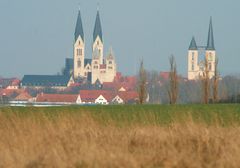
1, 89, 138, 106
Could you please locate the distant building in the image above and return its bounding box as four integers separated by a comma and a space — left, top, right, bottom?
0, 78, 20, 89
21, 75, 74, 89
70, 9, 117, 84
188, 18, 216, 80
36, 93, 81, 105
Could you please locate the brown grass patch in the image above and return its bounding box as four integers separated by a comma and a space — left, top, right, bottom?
0, 112, 240, 168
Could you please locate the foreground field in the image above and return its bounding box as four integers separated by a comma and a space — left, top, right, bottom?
0, 105, 240, 168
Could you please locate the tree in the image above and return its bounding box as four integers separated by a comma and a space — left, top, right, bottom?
212, 58, 219, 103
202, 57, 210, 104
138, 60, 147, 104
168, 55, 178, 104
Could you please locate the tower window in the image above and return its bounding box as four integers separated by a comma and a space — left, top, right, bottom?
192, 52, 194, 61
77, 49, 82, 56
209, 63, 212, 71
109, 61, 112, 64
97, 41, 99, 45
192, 64, 194, 71
77, 59, 81, 68
99, 49, 101, 55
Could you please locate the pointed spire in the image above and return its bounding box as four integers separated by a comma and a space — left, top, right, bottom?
206, 17, 215, 50
189, 36, 198, 50
93, 10, 103, 42
107, 47, 114, 59
74, 8, 84, 42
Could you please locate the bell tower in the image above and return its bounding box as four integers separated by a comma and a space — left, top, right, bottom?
188, 37, 199, 80
205, 17, 216, 79
73, 9, 85, 78
93, 10, 104, 64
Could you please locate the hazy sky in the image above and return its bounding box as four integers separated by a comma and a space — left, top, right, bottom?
0, 0, 239, 78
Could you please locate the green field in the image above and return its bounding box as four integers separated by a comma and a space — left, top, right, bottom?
1, 104, 240, 126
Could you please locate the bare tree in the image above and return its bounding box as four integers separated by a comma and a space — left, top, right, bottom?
138, 60, 147, 104
168, 55, 178, 104
202, 57, 210, 104
212, 58, 219, 103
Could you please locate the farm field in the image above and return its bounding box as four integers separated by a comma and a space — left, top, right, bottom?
0, 104, 240, 168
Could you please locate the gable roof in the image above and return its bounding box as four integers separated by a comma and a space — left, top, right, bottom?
0, 78, 20, 88
93, 11, 103, 42
117, 91, 139, 102
80, 90, 114, 102
74, 10, 84, 42
14, 92, 32, 101
21, 75, 71, 87
36, 93, 79, 103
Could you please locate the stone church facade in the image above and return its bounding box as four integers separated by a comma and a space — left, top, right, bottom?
72, 10, 117, 84
187, 18, 216, 80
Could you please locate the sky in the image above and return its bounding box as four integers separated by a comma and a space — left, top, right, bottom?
0, 0, 239, 78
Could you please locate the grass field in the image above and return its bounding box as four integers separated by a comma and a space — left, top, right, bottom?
0, 104, 240, 167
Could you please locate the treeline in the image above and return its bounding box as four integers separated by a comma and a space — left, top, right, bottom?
138, 57, 240, 104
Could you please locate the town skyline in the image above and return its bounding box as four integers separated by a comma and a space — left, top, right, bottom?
0, 0, 240, 77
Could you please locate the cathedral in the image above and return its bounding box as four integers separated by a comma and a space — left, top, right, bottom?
187, 18, 216, 80
72, 9, 117, 84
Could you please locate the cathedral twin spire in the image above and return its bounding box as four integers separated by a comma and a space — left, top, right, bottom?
74, 9, 103, 43
189, 17, 215, 51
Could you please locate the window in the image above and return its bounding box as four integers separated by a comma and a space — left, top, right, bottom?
77, 59, 81, 68
109, 61, 112, 64
99, 49, 101, 54
192, 52, 194, 61
209, 63, 212, 71
94, 61, 98, 64
192, 64, 194, 71
94, 66, 98, 69
209, 52, 213, 61
79, 41, 81, 45
77, 49, 82, 56
97, 41, 99, 45
108, 66, 113, 69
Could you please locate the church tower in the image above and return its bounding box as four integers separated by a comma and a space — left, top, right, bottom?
73, 9, 85, 79
188, 37, 199, 80
93, 10, 104, 64
205, 17, 216, 79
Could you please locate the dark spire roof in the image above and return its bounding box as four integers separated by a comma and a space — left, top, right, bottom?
189, 36, 198, 50
206, 17, 215, 50
74, 9, 84, 42
93, 11, 103, 42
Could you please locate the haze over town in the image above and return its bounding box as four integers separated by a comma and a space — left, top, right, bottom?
0, 0, 240, 78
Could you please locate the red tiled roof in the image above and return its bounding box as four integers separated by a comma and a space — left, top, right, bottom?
36, 93, 79, 103
117, 91, 139, 102
14, 92, 32, 101
80, 90, 138, 103
80, 90, 114, 102
11, 79, 21, 86
0, 89, 25, 97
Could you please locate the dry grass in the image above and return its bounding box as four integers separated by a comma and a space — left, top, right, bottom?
0, 110, 240, 168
